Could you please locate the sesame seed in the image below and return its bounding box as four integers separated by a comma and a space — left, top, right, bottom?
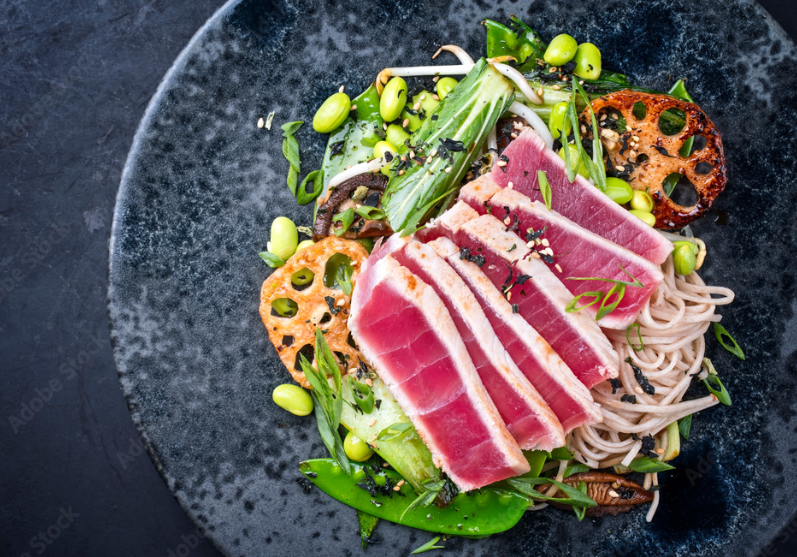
611, 113, 619, 120
419, 94, 426, 101
433, 76, 440, 82
632, 135, 640, 142
339, 85, 345, 93
369, 418, 377, 427
383, 122, 388, 130
549, 67, 557, 73
402, 118, 410, 128
579, 80, 584, 85
507, 291, 512, 301
634, 386, 643, 394
656, 448, 665, 454
412, 102, 421, 111
503, 217, 511, 225
507, 181, 514, 189
336, 298, 345, 306
531, 252, 541, 259
580, 125, 587, 135
555, 263, 563, 273
541, 238, 550, 247
399, 169, 405, 175
365, 377, 373, 387
600, 114, 607, 121
257, 117, 264, 129
496, 160, 507, 167
432, 94, 440, 101
536, 87, 544, 97
526, 241, 535, 248
552, 85, 561, 90
510, 132, 517, 139
562, 75, 569, 82
612, 481, 621, 489
608, 489, 620, 499
350, 104, 357, 111
430, 149, 438, 157
393, 486, 401, 492
444, 166, 452, 173
616, 165, 625, 171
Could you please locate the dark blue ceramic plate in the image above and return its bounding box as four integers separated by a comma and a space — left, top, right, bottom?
108, 1, 797, 555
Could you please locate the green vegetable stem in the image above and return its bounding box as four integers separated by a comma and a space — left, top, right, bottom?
299, 459, 529, 536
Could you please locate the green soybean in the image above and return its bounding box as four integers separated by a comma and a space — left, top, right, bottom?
272, 384, 314, 416
386, 124, 410, 148
544, 34, 578, 66
313, 92, 351, 134
401, 108, 422, 132
344, 431, 374, 462
573, 43, 602, 80
436, 77, 458, 100
291, 267, 315, 286
295, 239, 315, 252
548, 101, 571, 140
604, 177, 634, 205
630, 190, 655, 212
380, 77, 408, 122
271, 297, 298, 318
558, 145, 589, 178
673, 243, 697, 275
413, 90, 439, 116
269, 217, 298, 260
629, 209, 656, 227
373, 141, 397, 176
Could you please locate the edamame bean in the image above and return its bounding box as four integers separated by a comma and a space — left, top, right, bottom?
673, 243, 697, 275
604, 177, 634, 205
413, 90, 439, 117
291, 267, 314, 286
386, 124, 410, 148
401, 108, 422, 132
295, 239, 315, 252
573, 43, 602, 80
272, 384, 314, 416
630, 190, 655, 212
673, 240, 699, 255
548, 102, 572, 140
271, 297, 299, 318
344, 430, 374, 462
544, 34, 578, 66
558, 145, 589, 178
629, 209, 656, 227
312, 92, 351, 134
436, 77, 458, 100
373, 141, 397, 176
269, 216, 298, 260
380, 77, 408, 122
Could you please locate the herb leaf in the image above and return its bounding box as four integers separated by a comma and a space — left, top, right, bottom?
563, 464, 590, 478
377, 422, 413, 441
332, 208, 355, 236
537, 170, 552, 211
628, 457, 675, 474
626, 323, 644, 351
348, 377, 375, 414
297, 169, 324, 205
400, 479, 446, 521
549, 446, 575, 461
565, 290, 605, 313
678, 414, 693, 441
281, 121, 303, 195
258, 251, 285, 268
573, 482, 588, 521
508, 477, 597, 508
712, 323, 745, 360
355, 206, 387, 221
335, 259, 353, 296
411, 536, 445, 554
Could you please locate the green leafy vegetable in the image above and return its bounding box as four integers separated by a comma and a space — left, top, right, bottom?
382, 59, 516, 234
573, 482, 588, 521
299, 329, 350, 475
712, 323, 745, 360
563, 464, 590, 478
678, 414, 693, 441
702, 370, 732, 406
357, 511, 379, 550
297, 169, 324, 205
411, 536, 445, 554
537, 170, 552, 210
377, 422, 413, 441
398, 185, 459, 237
332, 208, 355, 237
355, 206, 386, 221
400, 479, 446, 521
626, 323, 644, 351
281, 121, 303, 195
565, 265, 644, 321
335, 259, 353, 296
348, 377, 375, 414
258, 251, 285, 268
596, 283, 624, 321
628, 456, 675, 474
549, 446, 575, 461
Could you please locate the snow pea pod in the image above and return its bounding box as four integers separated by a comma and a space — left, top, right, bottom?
300, 459, 529, 536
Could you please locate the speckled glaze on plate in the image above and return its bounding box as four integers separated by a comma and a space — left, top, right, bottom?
108, 1, 797, 555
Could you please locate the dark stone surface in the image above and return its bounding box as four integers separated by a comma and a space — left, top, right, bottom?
2, 1, 796, 557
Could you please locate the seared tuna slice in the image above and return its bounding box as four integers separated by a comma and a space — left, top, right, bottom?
392, 239, 565, 451
487, 129, 673, 265
459, 178, 663, 330
349, 255, 529, 490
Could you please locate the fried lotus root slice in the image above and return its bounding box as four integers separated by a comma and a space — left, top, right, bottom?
259, 237, 369, 388
551, 471, 654, 517
585, 90, 727, 229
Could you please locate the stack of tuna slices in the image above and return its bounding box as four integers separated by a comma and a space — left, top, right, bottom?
349, 129, 674, 492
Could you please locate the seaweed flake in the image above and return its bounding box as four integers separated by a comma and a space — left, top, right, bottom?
625, 357, 655, 395
640, 435, 657, 458
325, 296, 342, 315
653, 145, 674, 157
621, 394, 637, 404
610, 378, 622, 394
330, 141, 345, 158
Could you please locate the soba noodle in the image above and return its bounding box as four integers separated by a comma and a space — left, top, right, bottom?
564, 245, 734, 520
